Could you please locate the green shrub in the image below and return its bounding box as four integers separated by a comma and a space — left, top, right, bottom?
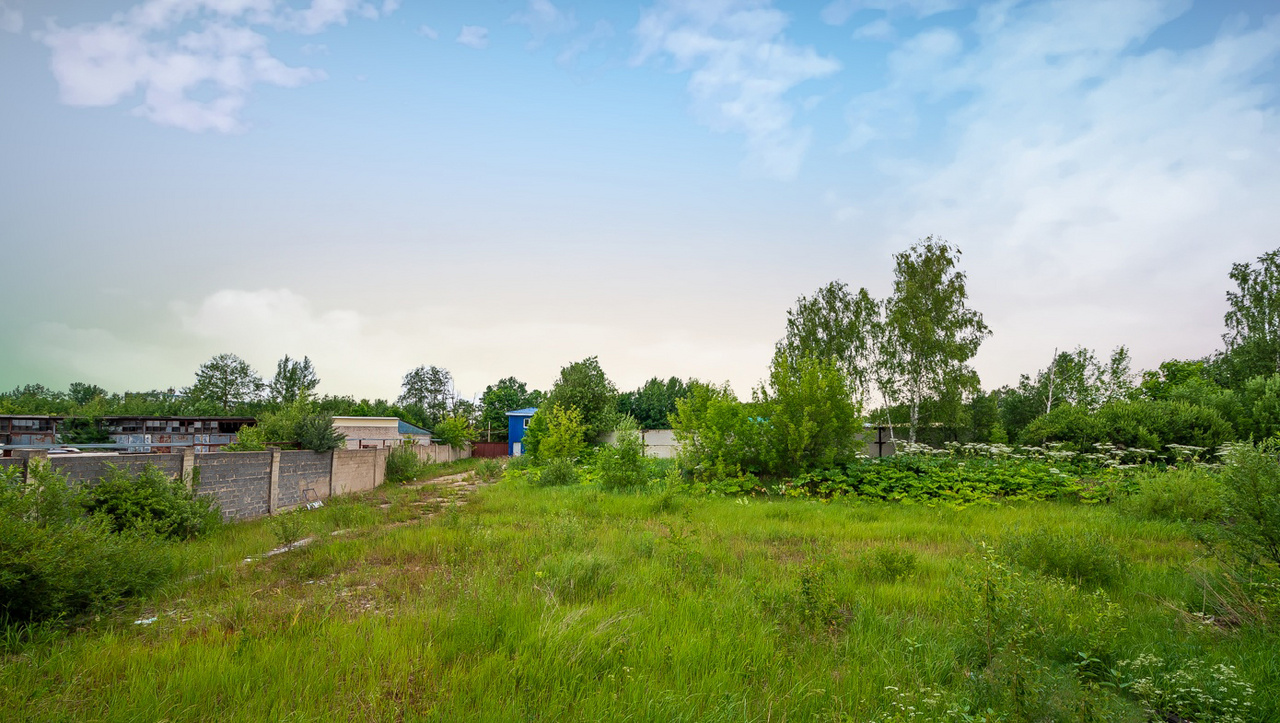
0, 463, 173, 625
861, 543, 918, 582
1020, 399, 1232, 459
1222, 439, 1280, 566
83, 463, 220, 540
1117, 653, 1256, 723
474, 458, 504, 483
295, 413, 345, 452
671, 383, 766, 489
1123, 467, 1225, 523
755, 353, 862, 478
385, 444, 426, 484
433, 415, 477, 450
998, 529, 1127, 589
535, 458, 580, 487
269, 510, 309, 551
537, 404, 587, 463
597, 416, 647, 492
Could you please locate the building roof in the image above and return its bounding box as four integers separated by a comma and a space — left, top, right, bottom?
505, 407, 538, 417
397, 420, 431, 436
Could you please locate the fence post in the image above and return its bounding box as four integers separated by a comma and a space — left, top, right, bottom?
180, 448, 197, 490
268, 449, 281, 515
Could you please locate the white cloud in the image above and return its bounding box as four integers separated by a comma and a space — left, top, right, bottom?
557, 19, 614, 66
821, 0, 961, 26
837, 1, 1280, 383
852, 18, 895, 40
457, 25, 490, 49
417, 24, 438, 40
510, 0, 577, 47
1, 2, 22, 34
37, 0, 393, 132
634, 0, 841, 180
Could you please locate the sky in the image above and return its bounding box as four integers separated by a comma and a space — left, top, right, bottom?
1, 0, 1278, 403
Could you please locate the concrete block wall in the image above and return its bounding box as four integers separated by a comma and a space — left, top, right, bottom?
331, 448, 381, 495
413, 443, 471, 465
4, 444, 399, 522
277, 450, 332, 510
51, 453, 183, 484
194, 452, 273, 521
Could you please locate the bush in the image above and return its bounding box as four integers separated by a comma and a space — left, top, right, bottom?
1020, 399, 1232, 459
433, 415, 477, 450
1222, 439, 1280, 566
861, 544, 918, 582
671, 383, 766, 490
755, 353, 862, 477
998, 529, 1127, 589
1124, 467, 1225, 523
83, 463, 220, 540
535, 458, 581, 487
295, 413, 345, 452
537, 405, 587, 463
474, 458, 504, 483
385, 444, 426, 484
269, 510, 309, 551
0, 463, 173, 625
597, 417, 647, 492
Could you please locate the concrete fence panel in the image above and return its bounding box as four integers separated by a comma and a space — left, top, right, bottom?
51, 453, 184, 485
194, 452, 273, 521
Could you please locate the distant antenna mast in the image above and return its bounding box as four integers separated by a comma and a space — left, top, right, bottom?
1046, 347, 1058, 414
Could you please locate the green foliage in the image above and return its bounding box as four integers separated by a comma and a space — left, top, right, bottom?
537, 551, 615, 603
880, 237, 990, 442
1223, 247, 1280, 381
534, 404, 587, 463
397, 365, 454, 428
597, 417, 647, 492
535, 457, 581, 487
756, 352, 862, 477
269, 510, 309, 551
84, 464, 220, 540
385, 444, 426, 484
1117, 654, 1256, 723
433, 415, 477, 450
671, 383, 765, 490
777, 280, 882, 401
616, 377, 691, 430
0, 463, 173, 625
1020, 398, 1232, 458
295, 413, 345, 452
998, 529, 1127, 589
545, 356, 618, 443
1123, 467, 1225, 523
478, 377, 543, 441
185, 353, 263, 413
474, 458, 504, 483
785, 447, 1112, 507
861, 544, 919, 582
267, 355, 319, 405
1222, 439, 1280, 566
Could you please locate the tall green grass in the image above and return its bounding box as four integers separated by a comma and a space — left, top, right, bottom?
2, 477, 1276, 722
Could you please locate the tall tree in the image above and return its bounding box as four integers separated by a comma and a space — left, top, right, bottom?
777, 281, 883, 403
67, 382, 107, 406
186, 353, 263, 413
1223, 248, 1280, 379
398, 365, 454, 427
617, 377, 691, 429
478, 377, 542, 441
880, 237, 990, 442
268, 355, 320, 405
545, 356, 618, 443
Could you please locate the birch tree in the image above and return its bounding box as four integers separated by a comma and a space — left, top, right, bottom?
880, 237, 990, 442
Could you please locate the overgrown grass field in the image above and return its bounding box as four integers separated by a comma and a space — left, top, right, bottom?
3, 472, 1277, 721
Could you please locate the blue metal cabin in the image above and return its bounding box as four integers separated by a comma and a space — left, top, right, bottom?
505, 407, 538, 456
